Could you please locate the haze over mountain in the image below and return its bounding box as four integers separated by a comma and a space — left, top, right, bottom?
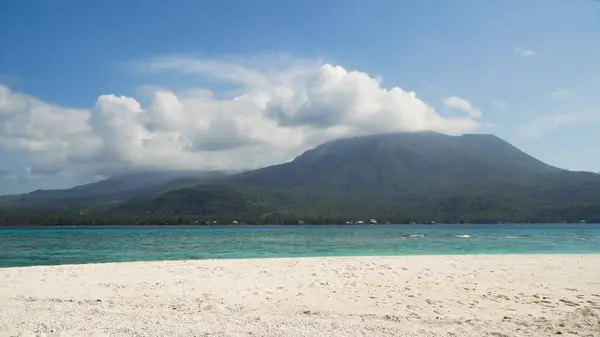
0, 170, 232, 207
2, 131, 599, 224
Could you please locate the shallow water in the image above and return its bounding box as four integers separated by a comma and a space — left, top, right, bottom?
1, 224, 599, 267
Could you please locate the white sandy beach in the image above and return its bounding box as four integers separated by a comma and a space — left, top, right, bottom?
1, 255, 599, 337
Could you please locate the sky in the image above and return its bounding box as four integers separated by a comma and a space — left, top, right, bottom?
0, 0, 599, 194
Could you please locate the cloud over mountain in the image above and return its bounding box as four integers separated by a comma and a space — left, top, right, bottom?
0, 55, 482, 182
443, 96, 482, 118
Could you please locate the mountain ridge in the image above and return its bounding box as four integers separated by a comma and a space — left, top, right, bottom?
228, 131, 565, 198
0, 170, 231, 207
1, 131, 599, 225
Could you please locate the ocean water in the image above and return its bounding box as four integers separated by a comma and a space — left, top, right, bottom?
1, 224, 599, 268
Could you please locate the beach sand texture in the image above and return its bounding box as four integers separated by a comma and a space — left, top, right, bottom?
1, 255, 599, 336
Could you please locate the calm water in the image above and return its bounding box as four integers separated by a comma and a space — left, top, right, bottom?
1, 224, 599, 268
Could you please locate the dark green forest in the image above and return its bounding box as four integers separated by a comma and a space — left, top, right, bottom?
2, 185, 599, 226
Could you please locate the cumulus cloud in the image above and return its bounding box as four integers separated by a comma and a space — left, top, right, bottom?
514, 47, 537, 58
442, 96, 482, 118
0, 55, 483, 182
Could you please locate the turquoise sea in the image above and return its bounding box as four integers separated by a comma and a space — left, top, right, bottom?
1, 224, 599, 268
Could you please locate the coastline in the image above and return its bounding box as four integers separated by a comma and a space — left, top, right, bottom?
2, 222, 600, 228
1, 255, 599, 336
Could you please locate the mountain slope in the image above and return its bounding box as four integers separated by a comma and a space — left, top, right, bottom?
0, 170, 229, 208
229, 132, 566, 198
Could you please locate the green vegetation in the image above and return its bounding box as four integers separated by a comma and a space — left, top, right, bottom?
1, 191, 599, 226
1, 132, 600, 226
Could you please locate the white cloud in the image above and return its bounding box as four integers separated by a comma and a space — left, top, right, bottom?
519, 112, 600, 139
0, 55, 483, 182
514, 47, 537, 58
547, 87, 573, 100
442, 96, 482, 118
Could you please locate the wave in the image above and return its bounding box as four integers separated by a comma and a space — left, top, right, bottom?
480, 235, 523, 239
399, 233, 426, 238
455, 235, 471, 238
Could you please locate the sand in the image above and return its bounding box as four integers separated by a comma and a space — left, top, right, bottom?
1, 255, 599, 337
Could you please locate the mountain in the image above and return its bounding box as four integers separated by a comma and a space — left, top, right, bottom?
0, 170, 230, 208
229, 132, 566, 198
2, 131, 600, 224
111, 131, 600, 223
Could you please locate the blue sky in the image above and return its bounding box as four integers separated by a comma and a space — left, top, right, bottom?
0, 0, 599, 194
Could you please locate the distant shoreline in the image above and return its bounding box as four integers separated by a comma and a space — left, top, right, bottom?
1, 222, 599, 228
